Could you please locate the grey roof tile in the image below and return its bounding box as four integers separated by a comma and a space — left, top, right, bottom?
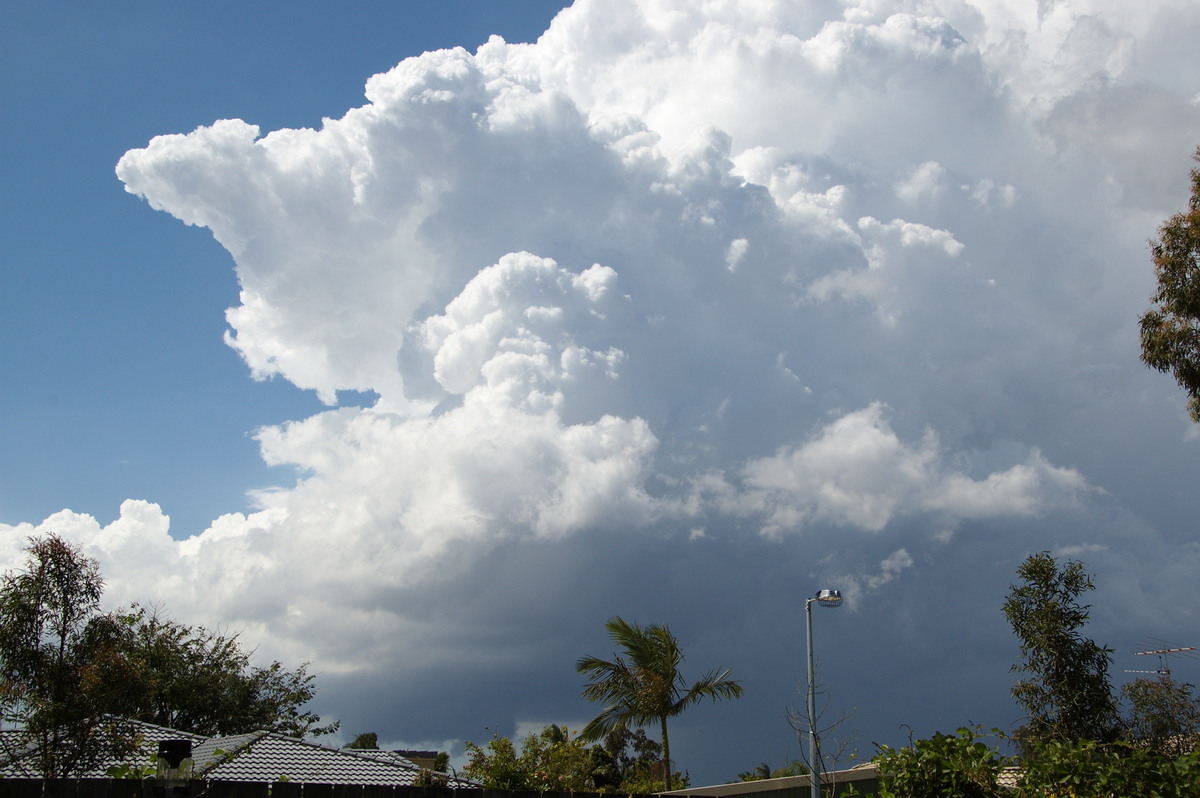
0, 719, 475, 787
0, 718, 207, 777
198, 733, 470, 786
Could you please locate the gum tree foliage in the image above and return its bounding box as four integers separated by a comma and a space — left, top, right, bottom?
346, 731, 380, 749
595, 726, 683, 793
1140, 146, 1200, 422
576, 617, 744, 791
873, 730, 1200, 798
1002, 552, 1121, 748
1123, 676, 1200, 757
112, 604, 337, 738
1013, 739, 1200, 797
0, 535, 140, 777
0, 534, 335, 776
874, 555, 1200, 795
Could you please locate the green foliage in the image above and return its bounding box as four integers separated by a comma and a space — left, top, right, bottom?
1123, 676, 1200, 757
0, 534, 335, 778
414, 768, 449, 787
875, 729, 1200, 798
773, 761, 810, 777
413, 750, 452, 786
0, 535, 141, 776
871, 554, 1200, 798
464, 723, 684, 793
591, 726, 682, 792
737, 760, 809, 781
105, 754, 157, 779
618, 762, 687, 794
465, 724, 595, 791
347, 731, 379, 749
1014, 739, 1200, 798
1140, 146, 1200, 423
464, 733, 526, 789
111, 604, 337, 738
577, 616, 744, 790
738, 762, 773, 781
874, 727, 1007, 798
1002, 553, 1121, 749
238, 659, 338, 738
522, 723, 601, 791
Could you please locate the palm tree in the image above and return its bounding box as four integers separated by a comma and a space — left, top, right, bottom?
738, 762, 773, 782
576, 617, 744, 790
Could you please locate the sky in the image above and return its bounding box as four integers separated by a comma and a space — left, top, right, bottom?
2, 0, 1199, 785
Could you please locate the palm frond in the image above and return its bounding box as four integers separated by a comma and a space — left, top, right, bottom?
578, 654, 640, 705
576, 617, 743, 792
670, 667, 744, 715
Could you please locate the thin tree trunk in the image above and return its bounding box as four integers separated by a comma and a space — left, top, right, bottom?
661, 716, 671, 791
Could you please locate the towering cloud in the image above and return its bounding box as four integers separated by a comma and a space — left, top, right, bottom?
5, 0, 1198, 779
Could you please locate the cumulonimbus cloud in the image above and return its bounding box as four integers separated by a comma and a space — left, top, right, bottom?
5, 0, 1198, 762
64, 0, 1200, 630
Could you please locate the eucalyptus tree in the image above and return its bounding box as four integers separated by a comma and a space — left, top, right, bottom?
1124, 676, 1200, 757
1002, 552, 1121, 749
0, 533, 336, 778
115, 605, 337, 739
0, 535, 139, 776
576, 616, 744, 790
346, 731, 380, 749
1140, 146, 1200, 422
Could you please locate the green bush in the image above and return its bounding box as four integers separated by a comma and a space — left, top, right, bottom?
1015, 738, 1200, 798
874, 727, 1007, 798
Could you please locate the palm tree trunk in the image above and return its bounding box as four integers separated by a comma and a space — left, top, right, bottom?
661, 715, 671, 791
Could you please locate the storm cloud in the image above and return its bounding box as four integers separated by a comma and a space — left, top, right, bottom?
5, 0, 1198, 782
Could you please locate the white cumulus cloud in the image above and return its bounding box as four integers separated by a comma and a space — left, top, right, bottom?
5, 0, 1197, 778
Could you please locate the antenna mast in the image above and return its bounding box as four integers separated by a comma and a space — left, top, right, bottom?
1128, 646, 1198, 678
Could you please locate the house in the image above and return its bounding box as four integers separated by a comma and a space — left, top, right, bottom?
396, 749, 441, 770
660, 764, 880, 798
0, 719, 205, 779
0, 719, 476, 787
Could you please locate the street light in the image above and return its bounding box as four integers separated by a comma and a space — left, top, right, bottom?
806, 588, 842, 798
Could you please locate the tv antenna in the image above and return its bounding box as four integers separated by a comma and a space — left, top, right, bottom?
1126, 645, 1197, 678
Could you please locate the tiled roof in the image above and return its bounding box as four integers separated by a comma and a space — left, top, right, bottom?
0, 719, 474, 787
996, 766, 1023, 789
0, 730, 39, 777
0, 718, 207, 777
195, 732, 470, 786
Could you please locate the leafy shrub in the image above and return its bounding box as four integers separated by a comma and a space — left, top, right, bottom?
874, 726, 1006, 798
1015, 738, 1200, 798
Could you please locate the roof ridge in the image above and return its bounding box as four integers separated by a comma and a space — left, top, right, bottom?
242, 731, 421, 765
100, 716, 209, 741
193, 730, 269, 776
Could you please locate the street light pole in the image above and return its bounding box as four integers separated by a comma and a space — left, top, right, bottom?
805, 589, 842, 798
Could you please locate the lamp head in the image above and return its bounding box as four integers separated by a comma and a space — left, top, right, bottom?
815, 588, 843, 607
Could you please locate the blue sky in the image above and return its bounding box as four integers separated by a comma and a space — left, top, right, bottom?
3, 0, 1200, 787
2, 1, 572, 537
